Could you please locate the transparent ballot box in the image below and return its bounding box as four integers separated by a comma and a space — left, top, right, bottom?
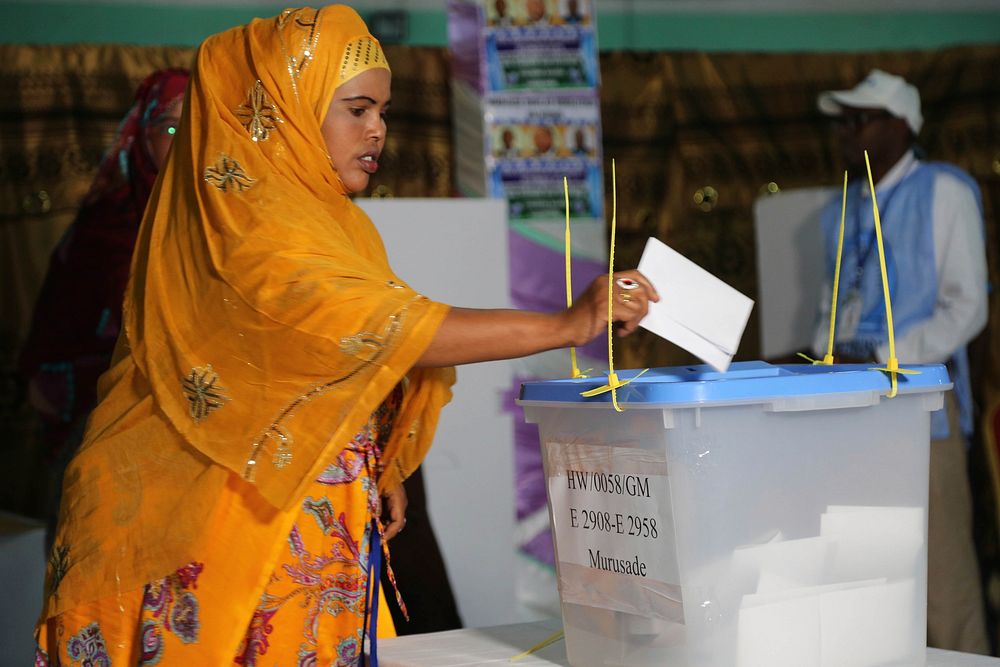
518, 361, 951, 667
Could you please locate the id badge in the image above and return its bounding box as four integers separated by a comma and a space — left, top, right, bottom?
838, 290, 862, 339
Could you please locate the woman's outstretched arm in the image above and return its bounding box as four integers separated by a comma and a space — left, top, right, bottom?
415, 269, 658, 368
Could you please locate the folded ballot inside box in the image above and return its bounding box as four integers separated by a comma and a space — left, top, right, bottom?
519, 361, 950, 667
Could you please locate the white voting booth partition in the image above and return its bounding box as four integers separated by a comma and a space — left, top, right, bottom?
361, 198, 536, 628
752, 187, 835, 359
0, 513, 46, 667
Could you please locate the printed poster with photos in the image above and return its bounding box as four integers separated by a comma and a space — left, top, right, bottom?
447, 0, 607, 617
485, 92, 603, 220
486, 0, 593, 28
448, 0, 598, 93
484, 0, 597, 92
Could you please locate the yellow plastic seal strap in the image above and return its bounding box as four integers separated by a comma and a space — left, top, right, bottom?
509, 629, 565, 662
819, 171, 850, 366
564, 176, 584, 379
577, 159, 648, 410
580, 368, 650, 398
797, 351, 823, 365
607, 159, 619, 410
861, 150, 919, 397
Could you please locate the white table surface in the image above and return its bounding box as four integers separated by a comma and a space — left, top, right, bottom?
379, 619, 1000, 667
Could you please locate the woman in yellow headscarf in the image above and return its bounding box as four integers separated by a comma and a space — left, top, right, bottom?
35, 6, 656, 665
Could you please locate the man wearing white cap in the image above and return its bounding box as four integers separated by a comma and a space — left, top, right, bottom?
812, 69, 989, 654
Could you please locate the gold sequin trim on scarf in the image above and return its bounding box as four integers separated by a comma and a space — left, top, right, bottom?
203, 154, 256, 193
276, 7, 321, 102
182, 365, 230, 423
338, 35, 388, 86
236, 80, 282, 142
340, 314, 399, 356
243, 310, 406, 482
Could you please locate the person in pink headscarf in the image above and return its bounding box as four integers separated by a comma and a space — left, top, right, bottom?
18, 68, 190, 540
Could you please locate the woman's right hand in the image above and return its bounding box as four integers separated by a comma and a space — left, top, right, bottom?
562, 270, 659, 346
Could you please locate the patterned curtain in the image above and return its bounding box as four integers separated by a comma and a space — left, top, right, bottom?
367, 45, 454, 198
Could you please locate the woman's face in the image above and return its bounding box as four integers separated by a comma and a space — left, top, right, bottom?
321, 67, 391, 193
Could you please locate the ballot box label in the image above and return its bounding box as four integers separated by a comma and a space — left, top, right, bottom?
544, 441, 683, 621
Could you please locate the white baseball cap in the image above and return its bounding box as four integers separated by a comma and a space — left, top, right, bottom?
817, 69, 923, 135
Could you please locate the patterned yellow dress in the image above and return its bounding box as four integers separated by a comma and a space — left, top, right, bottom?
37, 388, 402, 667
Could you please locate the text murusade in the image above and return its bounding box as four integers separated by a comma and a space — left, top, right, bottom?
588, 548, 647, 577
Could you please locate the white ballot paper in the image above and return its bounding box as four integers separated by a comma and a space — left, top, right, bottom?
636, 237, 754, 371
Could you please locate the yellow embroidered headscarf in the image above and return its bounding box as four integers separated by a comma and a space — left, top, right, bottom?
128, 5, 453, 505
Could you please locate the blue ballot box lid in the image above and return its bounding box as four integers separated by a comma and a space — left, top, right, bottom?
517, 361, 952, 407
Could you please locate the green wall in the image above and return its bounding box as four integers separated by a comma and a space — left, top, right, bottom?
1, 2, 999, 51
